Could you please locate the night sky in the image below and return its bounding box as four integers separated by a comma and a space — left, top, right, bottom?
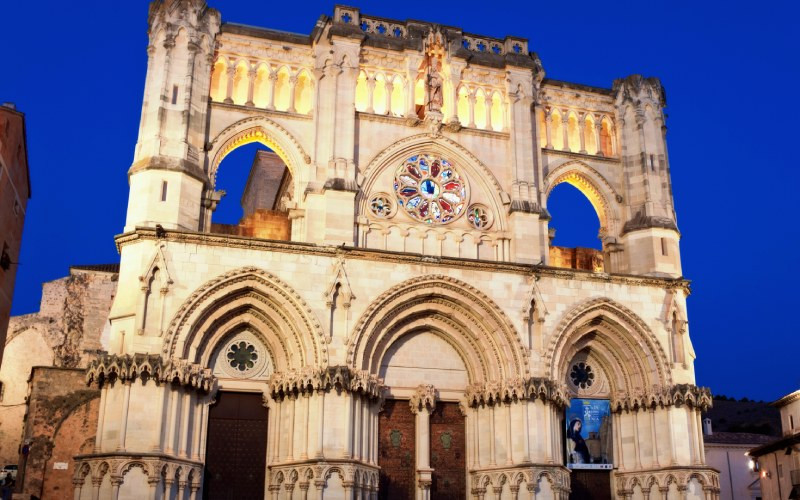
2, 1, 797, 401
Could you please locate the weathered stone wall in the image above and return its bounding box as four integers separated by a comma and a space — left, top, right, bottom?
210, 209, 291, 241
14, 367, 98, 500
0, 267, 115, 471
241, 150, 289, 215
548, 245, 604, 272
0, 103, 31, 367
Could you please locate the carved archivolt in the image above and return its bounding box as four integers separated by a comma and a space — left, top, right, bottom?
268, 365, 383, 401
615, 467, 720, 498
86, 353, 215, 393
207, 115, 312, 187
162, 266, 326, 370
347, 274, 528, 382
545, 297, 672, 395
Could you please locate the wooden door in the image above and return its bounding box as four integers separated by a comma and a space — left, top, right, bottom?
430, 402, 466, 499
378, 399, 416, 499
569, 470, 611, 500
204, 392, 267, 500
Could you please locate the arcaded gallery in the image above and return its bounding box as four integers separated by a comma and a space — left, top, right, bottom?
72, 1, 721, 499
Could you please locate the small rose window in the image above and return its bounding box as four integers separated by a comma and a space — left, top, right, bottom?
467, 204, 492, 230
393, 154, 467, 224
369, 193, 394, 218
570, 362, 595, 389
227, 341, 259, 372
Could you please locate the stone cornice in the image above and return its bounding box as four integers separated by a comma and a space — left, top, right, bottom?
268, 365, 383, 401
86, 353, 215, 393
465, 377, 569, 408
610, 383, 713, 413
115, 227, 692, 293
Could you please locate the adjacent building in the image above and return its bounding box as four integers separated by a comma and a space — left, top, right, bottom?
0, 102, 31, 368
749, 390, 800, 499
702, 418, 771, 500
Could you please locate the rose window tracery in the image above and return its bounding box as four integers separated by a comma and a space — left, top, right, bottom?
369, 193, 394, 218
570, 362, 595, 389
393, 154, 467, 224
467, 204, 492, 230
214, 331, 271, 379
227, 341, 258, 372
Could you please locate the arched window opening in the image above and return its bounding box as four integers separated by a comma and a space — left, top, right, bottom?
294, 70, 313, 114
538, 109, 548, 147
600, 118, 614, 156
210, 60, 227, 102
390, 76, 405, 116
551, 110, 564, 150
547, 183, 604, 272
474, 89, 487, 129
456, 86, 470, 126
274, 67, 291, 112
414, 78, 425, 118
585, 117, 598, 155
253, 65, 271, 108
355, 71, 369, 112
567, 113, 581, 152
490, 92, 504, 132
373, 73, 387, 115
210, 143, 293, 241
232, 62, 249, 105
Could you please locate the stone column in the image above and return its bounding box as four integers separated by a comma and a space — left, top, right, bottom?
111, 477, 123, 499
246, 66, 256, 106
117, 381, 132, 451
148, 477, 161, 500
468, 92, 476, 128
561, 109, 570, 152
189, 484, 200, 500
288, 75, 298, 113
177, 480, 187, 499
385, 80, 394, 115
650, 407, 660, 467
263, 71, 277, 110
410, 384, 436, 500
484, 93, 493, 130
366, 76, 376, 114
224, 65, 235, 103
594, 114, 603, 156
72, 479, 84, 500
579, 112, 587, 153
545, 107, 553, 149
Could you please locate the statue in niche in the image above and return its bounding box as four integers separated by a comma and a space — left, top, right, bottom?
420, 27, 446, 115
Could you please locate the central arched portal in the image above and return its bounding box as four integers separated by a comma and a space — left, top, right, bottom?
377, 330, 468, 500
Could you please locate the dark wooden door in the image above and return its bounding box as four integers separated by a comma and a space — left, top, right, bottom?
430, 402, 466, 499
378, 399, 416, 500
569, 470, 611, 500
204, 392, 268, 500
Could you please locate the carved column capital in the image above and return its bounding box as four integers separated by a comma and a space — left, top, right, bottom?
409, 384, 436, 414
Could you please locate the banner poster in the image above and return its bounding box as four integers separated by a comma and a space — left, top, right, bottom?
565, 398, 613, 469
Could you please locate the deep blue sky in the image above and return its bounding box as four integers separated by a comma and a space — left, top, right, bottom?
2, 1, 797, 401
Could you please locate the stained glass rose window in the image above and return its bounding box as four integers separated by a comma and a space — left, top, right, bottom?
393, 154, 467, 224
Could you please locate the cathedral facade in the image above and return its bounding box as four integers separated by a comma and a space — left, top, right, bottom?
73, 1, 720, 498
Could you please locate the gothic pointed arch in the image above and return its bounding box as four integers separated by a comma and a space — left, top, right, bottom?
545, 297, 672, 397
358, 134, 511, 230
544, 160, 622, 235
347, 275, 528, 382
162, 267, 327, 371
206, 115, 312, 190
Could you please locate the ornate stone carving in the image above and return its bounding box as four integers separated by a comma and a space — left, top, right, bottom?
615, 467, 720, 498
610, 384, 713, 413
409, 384, 436, 414
464, 377, 569, 408
86, 353, 215, 393
268, 365, 384, 401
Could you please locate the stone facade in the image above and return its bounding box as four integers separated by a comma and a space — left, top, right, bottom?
0, 266, 116, 477
0, 102, 31, 367
69, 1, 721, 499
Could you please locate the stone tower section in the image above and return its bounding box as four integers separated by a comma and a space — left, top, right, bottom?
613, 75, 681, 277
125, 0, 220, 232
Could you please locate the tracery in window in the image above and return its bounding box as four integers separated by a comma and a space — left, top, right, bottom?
570, 362, 595, 389
394, 154, 467, 225
369, 193, 394, 218
467, 204, 492, 230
